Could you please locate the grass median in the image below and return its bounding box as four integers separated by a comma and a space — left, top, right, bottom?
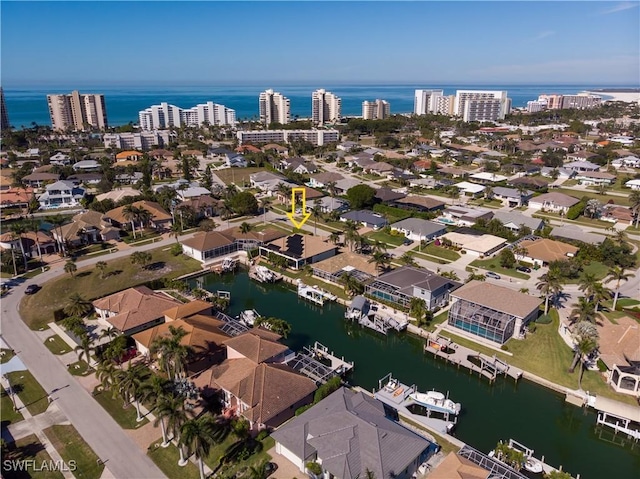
43, 425, 104, 479
5, 370, 49, 416
20, 247, 201, 331
2, 434, 64, 479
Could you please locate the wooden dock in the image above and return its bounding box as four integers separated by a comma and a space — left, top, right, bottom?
423, 333, 523, 383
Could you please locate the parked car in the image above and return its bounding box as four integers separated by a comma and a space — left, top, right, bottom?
403, 238, 414, 246
516, 266, 532, 273
24, 284, 40, 295
265, 463, 278, 477
485, 272, 501, 280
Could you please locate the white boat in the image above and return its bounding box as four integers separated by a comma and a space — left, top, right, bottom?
384, 378, 399, 393
239, 309, 261, 327
524, 458, 543, 474
409, 390, 461, 415
254, 265, 278, 282
221, 257, 237, 272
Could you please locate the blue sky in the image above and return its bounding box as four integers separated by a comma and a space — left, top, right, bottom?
2, 1, 639, 85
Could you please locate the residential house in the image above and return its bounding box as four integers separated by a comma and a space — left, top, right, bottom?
67, 173, 102, 186
374, 187, 406, 203
337, 141, 359, 152
393, 195, 446, 212
364, 162, 397, 177
306, 196, 349, 214
601, 205, 634, 226
225, 153, 248, 168
53, 210, 120, 246
408, 177, 438, 189
468, 172, 508, 184
454, 181, 485, 197
566, 151, 598, 163
365, 266, 460, 310
516, 237, 579, 266
612, 155, 640, 168
340, 210, 388, 230
0, 187, 35, 211
447, 281, 542, 344
429, 452, 490, 479
72, 159, 100, 172
177, 195, 219, 220
96, 188, 139, 203
491, 211, 544, 232
600, 316, 640, 396
115, 150, 144, 162
105, 200, 173, 231
262, 143, 288, 156
347, 154, 375, 169
412, 159, 437, 173
181, 231, 237, 263
48, 152, 71, 166
22, 172, 60, 188
508, 176, 550, 190
93, 286, 181, 336
440, 206, 493, 227
334, 178, 360, 195
275, 186, 324, 205
528, 192, 580, 214
490, 186, 533, 207
550, 225, 607, 245
249, 171, 287, 192
37, 180, 86, 209
309, 172, 344, 189
311, 251, 378, 285
540, 167, 576, 179
575, 171, 616, 186
259, 234, 338, 270
272, 387, 433, 479
564, 160, 600, 172
192, 329, 317, 430
625, 179, 640, 190
115, 172, 144, 185
281, 158, 318, 175
440, 230, 506, 257
437, 167, 468, 178
390, 218, 446, 242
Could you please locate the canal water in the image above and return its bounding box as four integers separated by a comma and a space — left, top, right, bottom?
193, 272, 640, 479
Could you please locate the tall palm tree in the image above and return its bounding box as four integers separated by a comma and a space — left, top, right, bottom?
123, 204, 141, 239
24, 219, 43, 261
137, 207, 153, 232
115, 361, 147, 422
612, 229, 629, 246
328, 231, 341, 245
569, 296, 601, 324
9, 222, 28, 272
630, 190, 640, 228
309, 205, 323, 235
605, 266, 635, 310
591, 283, 611, 313
131, 251, 152, 269
239, 222, 253, 234
64, 293, 92, 318
578, 273, 598, 301
343, 222, 360, 252
325, 181, 338, 211
75, 335, 96, 366
368, 252, 391, 276
259, 197, 272, 225
400, 251, 417, 266
569, 321, 599, 387
64, 260, 77, 278
536, 272, 562, 315
340, 273, 364, 298
95, 261, 108, 279
96, 359, 118, 391
99, 326, 118, 342
150, 326, 193, 380
155, 394, 187, 454
180, 416, 228, 479
47, 215, 67, 256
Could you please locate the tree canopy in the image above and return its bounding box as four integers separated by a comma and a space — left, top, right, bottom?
346, 184, 377, 209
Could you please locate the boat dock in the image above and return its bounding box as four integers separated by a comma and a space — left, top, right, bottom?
585, 394, 640, 443
297, 280, 337, 306
284, 342, 353, 384
248, 265, 282, 283
208, 256, 239, 274
489, 439, 580, 479
372, 373, 456, 435
423, 333, 523, 383
345, 296, 408, 335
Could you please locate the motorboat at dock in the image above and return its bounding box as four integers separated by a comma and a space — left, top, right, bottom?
408, 390, 462, 416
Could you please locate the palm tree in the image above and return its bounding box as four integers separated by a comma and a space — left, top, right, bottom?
261, 317, 292, 338
96, 359, 118, 391
340, 273, 364, 298
64, 260, 77, 278
9, 222, 28, 272
484, 186, 494, 200
310, 205, 323, 235
74, 335, 96, 366
47, 215, 67, 256
591, 283, 611, 313
180, 416, 228, 479
343, 222, 360, 252
325, 181, 338, 211
115, 361, 147, 422
155, 394, 187, 453
95, 261, 108, 279
131, 251, 152, 269
328, 231, 341, 245
605, 266, 635, 310
99, 326, 118, 342
400, 251, 417, 266
612, 229, 629, 246
368, 252, 391, 276
24, 219, 43, 261
569, 296, 601, 324
536, 272, 562, 315
247, 461, 270, 479
137, 207, 153, 232
569, 321, 599, 387
4, 231, 19, 277
123, 204, 141, 239
578, 273, 598, 301
150, 326, 194, 380
220, 201, 234, 228
64, 293, 92, 318
584, 199, 601, 219
260, 197, 272, 225
630, 190, 640, 228
239, 222, 253, 234
409, 297, 427, 325
370, 240, 387, 254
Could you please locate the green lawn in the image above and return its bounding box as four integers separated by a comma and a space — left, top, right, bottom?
469, 259, 529, 279
121, 230, 162, 245
43, 425, 104, 479
1, 348, 16, 364
68, 360, 92, 377
215, 167, 267, 186
204, 435, 274, 477
1, 385, 24, 426
554, 188, 630, 207
92, 388, 149, 429
5, 370, 49, 416
20, 246, 201, 330
562, 261, 609, 284
2, 434, 64, 479
43, 335, 71, 355
148, 441, 201, 479
418, 243, 461, 262
366, 230, 406, 247
279, 269, 349, 301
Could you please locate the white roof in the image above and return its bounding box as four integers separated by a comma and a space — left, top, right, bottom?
469, 172, 508, 182
441, 232, 506, 254
625, 179, 640, 186
455, 181, 485, 194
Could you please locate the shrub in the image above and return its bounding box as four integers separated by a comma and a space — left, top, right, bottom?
597, 359, 608, 373
536, 314, 552, 324
528, 323, 537, 333
500, 345, 509, 351
256, 430, 269, 441
170, 243, 183, 256
306, 462, 323, 475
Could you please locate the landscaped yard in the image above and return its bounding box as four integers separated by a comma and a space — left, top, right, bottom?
148, 441, 200, 479
93, 387, 149, 429
215, 167, 267, 186
121, 230, 162, 245
5, 370, 49, 416
562, 260, 609, 284
366, 230, 406, 247
43, 425, 104, 479
417, 243, 461, 262
20, 247, 201, 330
555, 188, 631, 207
469, 259, 529, 279
43, 335, 71, 355
2, 434, 64, 479
1, 385, 23, 426
67, 360, 92, 377
204, 435, 274, 478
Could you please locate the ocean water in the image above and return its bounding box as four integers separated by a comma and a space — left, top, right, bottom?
2, 83, 630, 129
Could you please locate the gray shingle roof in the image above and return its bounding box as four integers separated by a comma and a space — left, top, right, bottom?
271, 387, 431, 479
391, 218, 447, 237
492, 211, 544, 231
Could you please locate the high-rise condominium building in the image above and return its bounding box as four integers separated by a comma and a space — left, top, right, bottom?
362, 99, 390, 120
413, 89, 455, 116
259, 89, 291, 125
47, 90, 108, 131
528, 93, 601, 113
454, 90, 510, 122
138, 101, 236, 130
312, 89, 341, 125
237, 129, 339, 146
0, 87, 9, 130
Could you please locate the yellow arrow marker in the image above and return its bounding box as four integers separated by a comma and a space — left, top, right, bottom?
286, 187, 311, 229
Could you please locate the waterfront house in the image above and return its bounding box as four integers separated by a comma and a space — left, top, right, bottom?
0, 187, 35, 211
516, 238, 579, 267
429, 452, 490, 479
340, 210, 388, 230
37, 180, 86, 209
440, 230, 506, 257
596, 315, 640, 396
311, 251, 378, 285
490, 186, 533, 207
271, 387, 433, 479
390, 218, 446, 242
180, 231, 237, 263
491, 211, 544, 233
259, 234, 337, 270
365, 266, 460, 311
93, 286, 181, 336
528, 192, 580, 215
447, 281, 542, 345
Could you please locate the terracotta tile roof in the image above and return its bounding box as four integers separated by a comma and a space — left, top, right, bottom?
132, 316, 229, 351
395, 195, 445, 210
451, 281, 542, 319
0, 188, 34, 205
147, 149, 172, 157
221, 227, 287, 243
163, 300, 212, 321
115, 150, 143, 159
429, 452, 489, 479
224, 331, 288, 364
105, 200, 172, 224
236, 145, 261, 153
518, 238, 579, 263
181, 231, 235, 251
264, 234, 336, 261
530, 192, 580, 208
597, 316, 640, 368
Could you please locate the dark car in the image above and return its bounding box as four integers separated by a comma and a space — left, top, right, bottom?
265, 463, 278, 477
403, 238, 414, 246
516, 266, 532, 273
485, 271, 501, 280
24, 284, 39, 295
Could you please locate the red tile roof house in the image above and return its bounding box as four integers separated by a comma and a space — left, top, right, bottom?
192, 329, 317, 431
